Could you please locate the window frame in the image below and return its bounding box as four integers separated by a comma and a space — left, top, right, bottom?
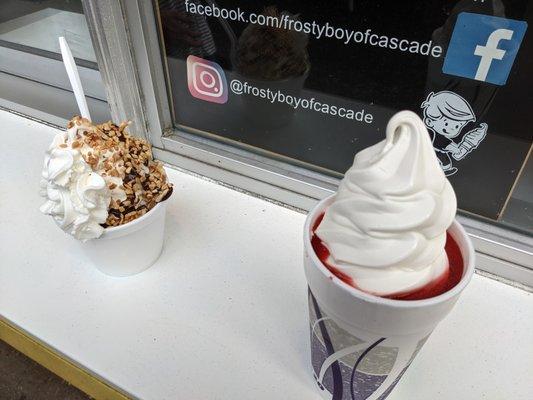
0, 3, 110, 124
82, 0, 532, 287
0, 46, 105, 100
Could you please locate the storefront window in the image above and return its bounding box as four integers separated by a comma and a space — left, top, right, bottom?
0, 0, 110, 122
0, 0, 527, 275
155, 0, 532, 235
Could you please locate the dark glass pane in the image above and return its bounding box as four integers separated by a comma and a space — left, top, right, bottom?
0, 0, 96, 66
156, 0, 532, 234
0, 0, 109, 121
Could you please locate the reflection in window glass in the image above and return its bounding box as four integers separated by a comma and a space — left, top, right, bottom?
0, 0, 95, 64
156, 0, 532, 235
0, 0, 110, 122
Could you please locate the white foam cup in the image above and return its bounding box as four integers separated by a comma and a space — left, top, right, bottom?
80, 201, 167, 277
304, 195, 475, 400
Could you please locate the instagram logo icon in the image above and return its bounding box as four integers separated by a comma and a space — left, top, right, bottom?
187, 55, 228, 104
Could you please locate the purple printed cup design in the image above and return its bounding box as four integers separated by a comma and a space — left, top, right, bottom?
309, 289, 428, 400
304, 196, 475, 400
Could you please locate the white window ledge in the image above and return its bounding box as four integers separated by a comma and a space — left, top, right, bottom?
0, 110, 532, 400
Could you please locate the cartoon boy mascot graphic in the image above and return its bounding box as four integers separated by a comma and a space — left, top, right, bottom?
421, 91, 487, 176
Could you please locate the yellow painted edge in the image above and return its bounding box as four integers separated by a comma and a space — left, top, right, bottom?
0, 317, 131, 400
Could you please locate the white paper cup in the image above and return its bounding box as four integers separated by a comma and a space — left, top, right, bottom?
304, 195, 475, 400
80, 201, 167, 277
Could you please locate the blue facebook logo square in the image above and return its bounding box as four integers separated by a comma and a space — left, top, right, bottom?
443, 12, 527, 85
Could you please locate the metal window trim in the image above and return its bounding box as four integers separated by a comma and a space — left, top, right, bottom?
82, 0, 148, 140
161, 133, 339, 197
0, 46, 106, 101
0, 71, 111, 125
0, 100, 67, 129
0, 39, 98, 70
84, 0, 532, 285
121, 0, 173, 147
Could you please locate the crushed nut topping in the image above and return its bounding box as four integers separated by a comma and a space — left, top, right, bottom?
68, 116, 173, 228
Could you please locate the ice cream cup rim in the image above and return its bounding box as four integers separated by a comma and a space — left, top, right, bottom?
305, 195, 476, 308
98, 201, 166, 239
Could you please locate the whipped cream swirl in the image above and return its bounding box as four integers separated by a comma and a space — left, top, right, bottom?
40, 130, 110, 241
316, 111, 457, 296
64, 121, 127, 203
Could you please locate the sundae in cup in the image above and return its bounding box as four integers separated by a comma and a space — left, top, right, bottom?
40, 116, 173, 276
304, 111, 475, 399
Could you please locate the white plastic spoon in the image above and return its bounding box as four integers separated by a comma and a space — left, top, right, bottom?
58, 36, 91, 121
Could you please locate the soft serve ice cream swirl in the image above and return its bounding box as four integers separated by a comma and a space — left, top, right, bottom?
315, 111, 457, 296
